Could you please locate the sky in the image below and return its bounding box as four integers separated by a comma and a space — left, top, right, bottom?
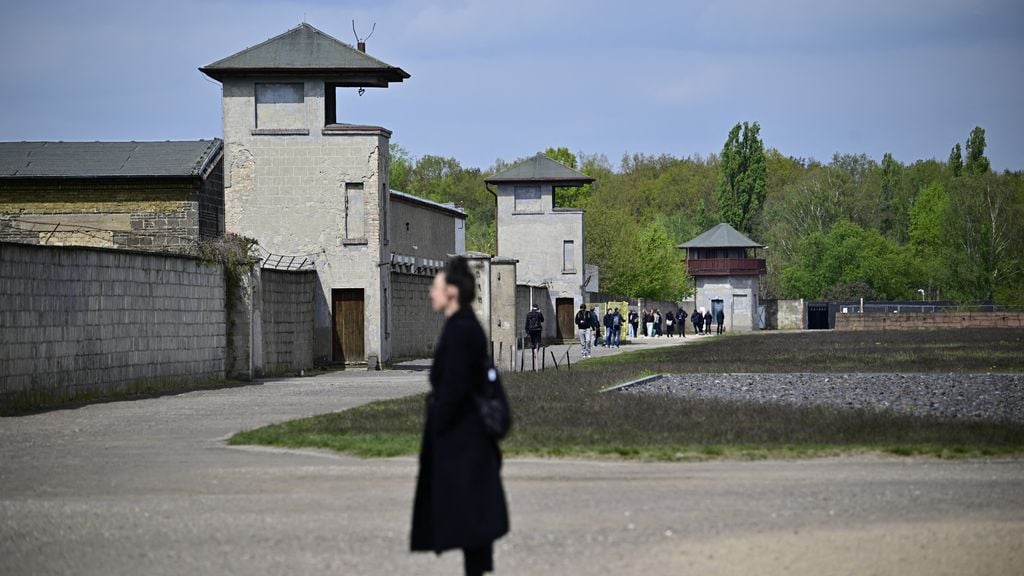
1, 0, 1022, 171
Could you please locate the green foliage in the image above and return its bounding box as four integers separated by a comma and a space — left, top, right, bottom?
543, 147, 592, 207
389, 122, 1023, 305
780, 220, 922, 300
716, 121, 767, 234
948, 143, 963, 177
965, 126, 991, 176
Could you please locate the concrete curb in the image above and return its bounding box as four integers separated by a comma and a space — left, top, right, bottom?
599, 373, 664, 393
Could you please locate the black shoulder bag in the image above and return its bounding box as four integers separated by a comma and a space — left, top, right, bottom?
475, 362, 512, 440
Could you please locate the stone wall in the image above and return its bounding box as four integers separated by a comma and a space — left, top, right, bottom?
836, 311, 1024, 331
0, 242, 226, 409
389, 272, 444, 360
261, 269, 316, 374
0, 167, 224, 253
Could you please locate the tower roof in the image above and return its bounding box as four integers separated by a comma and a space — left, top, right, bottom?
485, 154, 595, 185
200, 23, 409, 85
677, 223, 764, 249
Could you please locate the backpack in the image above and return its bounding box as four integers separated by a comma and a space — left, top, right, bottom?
525, 312, 541, 332
612, 313, 621, 327
475, 362, 511, 440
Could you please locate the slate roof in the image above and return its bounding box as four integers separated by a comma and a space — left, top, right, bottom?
677, 223, 764, 249
485, 154, 595, 185
200, 23, 409, 84
0, 139, 223, 179
390, 190, 466, 218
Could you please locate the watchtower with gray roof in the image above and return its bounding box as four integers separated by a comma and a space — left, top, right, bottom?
201, 23, 409, 365
678, 223, 766, 332
486, 154, 595, 342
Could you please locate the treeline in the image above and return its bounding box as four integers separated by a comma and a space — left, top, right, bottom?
389, 126, 1023, 305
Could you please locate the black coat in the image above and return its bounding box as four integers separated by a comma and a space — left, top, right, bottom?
411, 307, 509, 553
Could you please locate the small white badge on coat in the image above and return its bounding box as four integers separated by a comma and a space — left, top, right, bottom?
487, 368, 498, 382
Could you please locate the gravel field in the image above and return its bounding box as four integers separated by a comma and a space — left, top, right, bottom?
625, 373, 1024, 424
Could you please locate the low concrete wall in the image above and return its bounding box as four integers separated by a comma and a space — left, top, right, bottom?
836, 311, 1024, 331
389, 272, 444, 360
0, 242, 226, 408
261, 269, 315, 374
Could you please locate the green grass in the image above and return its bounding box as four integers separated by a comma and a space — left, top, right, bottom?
230, 329, 1024, 461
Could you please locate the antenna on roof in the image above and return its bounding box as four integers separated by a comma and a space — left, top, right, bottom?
352, 20, 375, 53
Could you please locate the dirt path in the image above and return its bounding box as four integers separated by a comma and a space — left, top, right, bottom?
1, 368, 1021, 575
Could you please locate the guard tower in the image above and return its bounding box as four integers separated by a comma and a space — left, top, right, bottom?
486, 154, 595, 342
678, 223, 766, 332
201, 23, 409, 365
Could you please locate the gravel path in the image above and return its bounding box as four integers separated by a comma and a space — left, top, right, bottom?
625, 373, 1024, 424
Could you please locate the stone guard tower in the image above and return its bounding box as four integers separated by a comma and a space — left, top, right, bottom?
678, 223, 766, 332
486, 154, 595, 342
201, 24, 409, 365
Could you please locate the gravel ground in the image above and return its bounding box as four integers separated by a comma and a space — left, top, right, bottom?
625, 373, 1024, 424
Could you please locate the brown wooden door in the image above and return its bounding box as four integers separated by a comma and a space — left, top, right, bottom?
332, 289, 365, 363
556, 298, 574, 341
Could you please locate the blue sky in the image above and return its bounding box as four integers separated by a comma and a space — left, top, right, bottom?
2, 0, 1022, 170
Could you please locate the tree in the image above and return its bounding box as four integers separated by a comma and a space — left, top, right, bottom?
780, 220, 922, 300
948, 143, 963, 177
603, 220, 690, 300
965, 126, 990, 176
879, 152, 901, 236
716, 121, 767, 234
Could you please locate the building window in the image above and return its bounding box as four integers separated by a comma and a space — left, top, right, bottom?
563, 240, 575, 273
255, 83, 306, 131
514, 186, 542, 213
345, 182, 365, 241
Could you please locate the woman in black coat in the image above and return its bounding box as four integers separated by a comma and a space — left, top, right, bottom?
412, 257, 510, 575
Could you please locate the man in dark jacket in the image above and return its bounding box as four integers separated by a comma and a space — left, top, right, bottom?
704, 310, 714, 334
692, 307, 702, 335
602, 308, 614, 348
524, 303, 543, 351
677, 308, 687, 337
590, 306, 602, 348
575, 304, 593, 358
716, 308, 725, 334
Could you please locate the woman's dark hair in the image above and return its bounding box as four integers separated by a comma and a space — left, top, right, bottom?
443, 256, 476, 307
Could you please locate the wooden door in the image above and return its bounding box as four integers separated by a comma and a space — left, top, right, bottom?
332, 289, 365, 363
555, 298, 574, 341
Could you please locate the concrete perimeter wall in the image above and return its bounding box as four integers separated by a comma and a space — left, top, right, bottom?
389, 272, 445, 360
836, 311, 1024, 331
261, 269, 315, 374
0, 242, 226, 408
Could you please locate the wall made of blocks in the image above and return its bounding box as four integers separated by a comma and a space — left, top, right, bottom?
0, 242, 227, 409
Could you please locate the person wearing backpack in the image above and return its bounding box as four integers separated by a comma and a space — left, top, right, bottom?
575, 303, 593, 358
676, 308, 687, 337
610, 307, 623, 348
524, 303, 544, 351
412, 256, 510, 576
590, 306, 602, 348
665, 309, 675, 337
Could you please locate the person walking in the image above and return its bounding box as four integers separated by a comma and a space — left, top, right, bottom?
677, 308, 687, 337
524, 303, 543, 352
627, 308, 638, 339
610, 308, 622, 348
716, 308, 725, 335
704, 310, 713, 335
602, 308, 614, 348
644, 309, 654, 339
575, 304, 593, 358
412, 256, 510, 576
692, 307, 702, 335
653, 309, 662, 337
590, 306, 602, 348
665, 309, 675, 337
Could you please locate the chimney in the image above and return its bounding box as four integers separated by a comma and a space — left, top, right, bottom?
357, 41, 366, 52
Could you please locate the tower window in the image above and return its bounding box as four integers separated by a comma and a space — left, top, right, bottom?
345, 182, 365, 240
514, 186, 542, 213
255, 83, 305, 130
562, 240, 575, 273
